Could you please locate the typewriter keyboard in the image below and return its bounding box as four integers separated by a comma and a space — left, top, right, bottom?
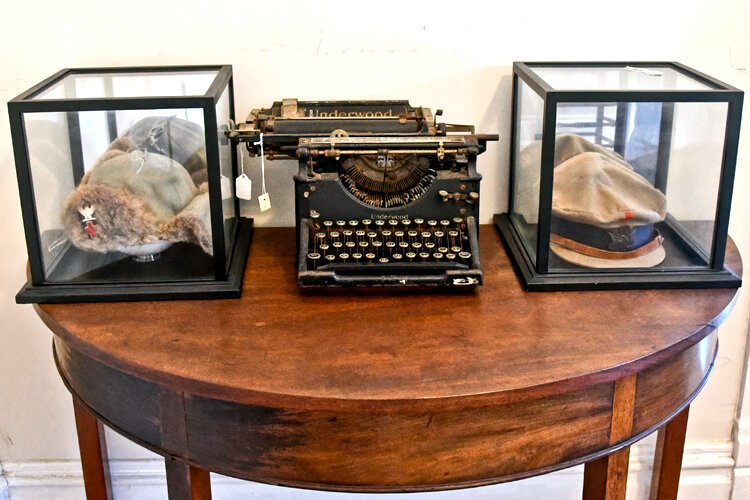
306, 217, 473, 269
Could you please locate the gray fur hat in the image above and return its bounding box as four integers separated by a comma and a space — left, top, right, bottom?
62, 149, 213, 257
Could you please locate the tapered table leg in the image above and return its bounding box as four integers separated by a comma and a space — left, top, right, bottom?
73, 398, 113, 500
649, 405, 690, 500
165, 456, 212, 500
582, 447, 632, 500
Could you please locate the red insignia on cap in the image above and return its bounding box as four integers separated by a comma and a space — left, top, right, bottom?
84, 221, 98, 238
622, 210, 634, 221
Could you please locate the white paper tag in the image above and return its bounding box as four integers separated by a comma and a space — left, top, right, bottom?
236, 174, 252, 200
220, 174, 232, 200
258, 192, 271, 212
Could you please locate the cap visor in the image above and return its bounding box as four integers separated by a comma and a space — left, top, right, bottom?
550, 242, 666, 269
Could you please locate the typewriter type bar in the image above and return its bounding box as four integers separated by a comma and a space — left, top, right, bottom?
228, 98, 497, 288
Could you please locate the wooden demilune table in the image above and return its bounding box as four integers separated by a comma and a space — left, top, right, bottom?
35, 226, 741, 500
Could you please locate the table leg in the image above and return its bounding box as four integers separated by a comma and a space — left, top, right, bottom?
649, 405, 690, 500
165, 457, 212, 500
582, 446, 632, 500
73, 398, 113, 500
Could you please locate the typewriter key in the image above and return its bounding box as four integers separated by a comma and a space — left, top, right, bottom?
356, 230, 366, 236
419, 252, 430, 259
428, 220, 438, 227
412, 242, 422, 249
414, 218, 425, 225
362, 219, 372, 226
319, 244, 330, 251
438, 247, 449, 253
365, 253, 376, 260
352, 253, 362, 260
336, 220, 346, 226
333, 241, 343, 248
346, 241, 355, 248
421, 231, 431, 239
394, 230, 404, 237
372, 241, 383, 248
433, 252, 444, 260
316, 232, 326, 239
388, 220, 399, 226
343, 229, 353, 236
375, 220, 386, 227
434, 231, 445, 238
368, 231, 377, 238
349, 220, 359, 226
359, 241, 368, 248
386, 241, 396, 248
339, 253, 349, 260
382, 230, 392, 237
393, 253, 403, 260
425, 242, 435, 249
453, 217, 464, 225
451, 246, 462, 253
308, 252, 321, 260
399, 242, 409, 248
379, 257, 389, 263
408, 230, 418, 237
440, 219, 450, 226
446, 253, 456, 260
330, 231, 340, 238
448, 230, 459, 237
325, 254, 336, 262
402, 220, 411, 227
459, 251, 472, 260
406, 252, 416, 259
310, 210, 320, 219
323, 220, 333, 227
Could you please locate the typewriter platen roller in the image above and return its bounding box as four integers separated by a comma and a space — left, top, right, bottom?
230, 99, 497, 287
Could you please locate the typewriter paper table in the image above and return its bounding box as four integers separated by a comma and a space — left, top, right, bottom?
35, 226, 741, 500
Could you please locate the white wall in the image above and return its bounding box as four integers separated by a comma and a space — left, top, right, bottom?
1, 0, 750, 498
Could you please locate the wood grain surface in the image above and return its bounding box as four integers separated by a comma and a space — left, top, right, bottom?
40, 227, 741, 492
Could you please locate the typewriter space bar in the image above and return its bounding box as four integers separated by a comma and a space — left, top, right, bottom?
319, 262, 468, 274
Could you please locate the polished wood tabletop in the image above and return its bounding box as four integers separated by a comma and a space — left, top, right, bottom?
35, 226, 742, 497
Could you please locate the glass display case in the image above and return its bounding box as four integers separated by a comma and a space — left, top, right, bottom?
10, 65, 253, 302
495, 62, 743, 290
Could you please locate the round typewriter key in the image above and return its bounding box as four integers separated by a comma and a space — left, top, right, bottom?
386, 241, 396, 248
330, 231, 340, 238
451, 246, 462, 253
333, 241, 343, 248
433, 252, 444, 260
453, 217, 464, 224
379, 257, 389, 263
348, 220, 359, 226
414, 218, 425, 225
307, 252, 320, 260
362, 219, 372, 226
393, 253, 403, 260
372, 241, 383, 248
375, 220, 386, 226
356, 230, 365, 236
434, 231, 445, 238
319, 244, 330, 251
438, 246, 448, 253
459, 251, 472, 260
421, 231, 431, 239
446, 253, 456, 260
408, 230, 418, 237
402, 219, 411, 226
368, 231, 377, 238
343, 229, 353, 236
440, 219, 450, 226
309, 210, 320, 219
352, 253, 362, 260
323, 220, 333, 227
339, 253, 349, 260
395, 230, 404, 237
382, 230, 392, 237
365, 252, 376, 260
336, 220, 346, 227
427, 220, 438, 227
346, 241, 355, 248
406, 252, 416, 259
359, 241, 368, 248
388, 219, 399, 226
399, 241, 409, 248
448, 230, 459, 237
325, 254, 336, 262
412, 242, 422, 249
316, 232, 326, 239
425, 242, 435, 249
419, 252, 430, 259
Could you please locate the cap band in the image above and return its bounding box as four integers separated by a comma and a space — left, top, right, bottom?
550, 232, 664, 261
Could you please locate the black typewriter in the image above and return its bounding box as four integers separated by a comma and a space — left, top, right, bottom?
229, 99, 497, 287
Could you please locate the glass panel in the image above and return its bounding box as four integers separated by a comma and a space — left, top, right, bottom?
32, 70, 219, 99
215, 86, 237, 265
511, 79, 545, 265
530, 65, 713, 91
25, 108, 215, 284
547, 101, 726, 272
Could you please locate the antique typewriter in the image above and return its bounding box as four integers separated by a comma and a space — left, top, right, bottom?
229, 99, 497, 287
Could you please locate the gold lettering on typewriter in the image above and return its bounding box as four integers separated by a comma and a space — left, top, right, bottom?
307, 109, 395, 118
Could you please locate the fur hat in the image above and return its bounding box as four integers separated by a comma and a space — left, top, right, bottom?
95, 116, 208, 185
62, 150, 213, 257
